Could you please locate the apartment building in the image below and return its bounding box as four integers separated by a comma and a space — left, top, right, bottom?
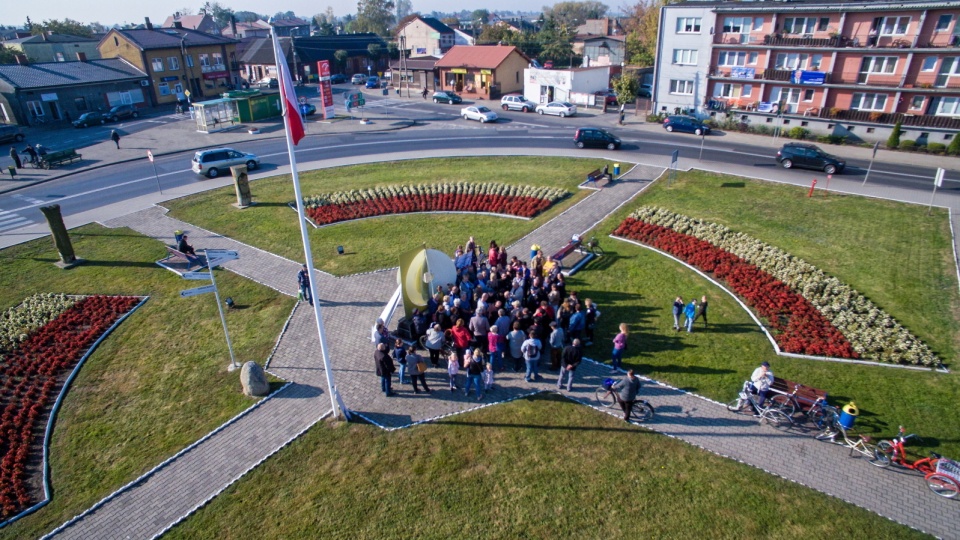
655, 0, 960, 135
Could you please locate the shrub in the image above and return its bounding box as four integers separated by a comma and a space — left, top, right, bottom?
887, 121, 902, 149
646, 114, 665, 123
817, 135, 832, 144
948, 133, 960, 155
899, 140, 917, 150
751, 125, 772, 135
928, 142, 947, 153
787, 126, 810, 140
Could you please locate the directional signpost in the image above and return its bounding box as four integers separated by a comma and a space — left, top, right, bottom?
180, 284, 216, 297
179, 249, 240, 370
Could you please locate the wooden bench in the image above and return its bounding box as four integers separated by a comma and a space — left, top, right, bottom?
39, 149, 82, 169
164, 246, 205, 270
770, 376, 828, 413
551, 237, 582, 263
585, 167, 611, 187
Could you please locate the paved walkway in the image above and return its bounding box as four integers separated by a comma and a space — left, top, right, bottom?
37, 160, 959, 539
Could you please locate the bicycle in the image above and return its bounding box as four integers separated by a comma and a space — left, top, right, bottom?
726, 381, 793, 428
575, 236, 604, 257
815, 415, 883, 464
770, 384, 833, 429
595, 378, 655, 423
873, 426, 960, 498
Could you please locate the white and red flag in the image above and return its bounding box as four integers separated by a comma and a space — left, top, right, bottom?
270, 31, 304, 145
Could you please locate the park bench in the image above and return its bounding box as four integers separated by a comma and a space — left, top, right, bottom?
551, 237, 582, 263
39, 149, 82, 169
585, 167, 611, 188
156, 245, 206, 274
770, 376, 828, 413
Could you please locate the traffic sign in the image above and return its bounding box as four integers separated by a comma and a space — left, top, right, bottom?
182, 272, 213, 281
180, 285, 216, 298
204, 249, 238, 260
299, 96, 307, 105
147, 150, 154, 162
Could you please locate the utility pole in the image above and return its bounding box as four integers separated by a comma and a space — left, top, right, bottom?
399, 33, 408, 97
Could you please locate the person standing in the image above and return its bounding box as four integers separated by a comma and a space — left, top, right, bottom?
424, 324, 444, 367
110, 129, 121, 149
469, 308, 490, 359
450, 318, 472, 365
611, 323, 628, 372
618, 103, 626, 125
583, 298, 599, 346
375, 343, 395, 397
507, 321, 526, 372
297, 264, 312, 306
22, 145, 38, 166
483, 362, 495, 392
446, 350, 460, 391
672, 297, 683, 331
407, 346, 431, 394
9, 147, 21, 169
684, 298, 698, 333
567, 303, 585, 343
697, 295, 709, 327
463, 349, 484, 400
557, 339, 582, 392
521, 330, 542, 382
548, 321, 565, 371
487, 326, 503, 372
750, 361, 774, 409
393, 338, 408, 385
613, 369, 642, 422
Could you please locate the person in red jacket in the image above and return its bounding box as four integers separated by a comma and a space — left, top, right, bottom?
450, 318, 473, 366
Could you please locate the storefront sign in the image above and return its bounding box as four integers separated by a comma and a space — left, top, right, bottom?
480, 69, 492, 75
161, 76, 180, 82
451, 68, 467, 74
202, 71, 229, 80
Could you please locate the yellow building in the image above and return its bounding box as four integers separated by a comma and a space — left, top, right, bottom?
98, 22, 241, 105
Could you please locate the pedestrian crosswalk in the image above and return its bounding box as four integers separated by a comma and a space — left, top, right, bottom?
0, 208, 31, 233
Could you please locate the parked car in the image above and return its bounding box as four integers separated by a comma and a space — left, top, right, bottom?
594, 90, 617, 106
662, 115, 711, 136
106, 104, 139, 122
432, 91, 462, 104
365, 76, 380, 89
500, 94, 536, 112
776, 143, 846, 174
329, 73, 347, 84
461, 106, 498, 123
574, 127, 621, 150
256, 77, 278, 89
299, 103, 317, 116
191, 148, 260, 178
72, 112, 105, 128
536, 101, 577, 117
638, 84, 653, 98
351, 74, 368, 84
0, 124, 25, 143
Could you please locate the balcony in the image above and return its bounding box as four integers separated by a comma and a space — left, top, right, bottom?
709, 68, 833, 84
817, 108, 960, 129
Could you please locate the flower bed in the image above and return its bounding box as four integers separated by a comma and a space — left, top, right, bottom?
302, 182, 569, 226
615, 206, 940, 366
0, 295, 141, 519
0, 294, 77, 354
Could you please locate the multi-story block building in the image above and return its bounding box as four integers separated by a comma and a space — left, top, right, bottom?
654, 0, 960, 140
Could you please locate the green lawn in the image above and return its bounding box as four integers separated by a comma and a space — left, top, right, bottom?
164, 157, 605, 275
166, 395, 924, 539
0, 225, 293, 539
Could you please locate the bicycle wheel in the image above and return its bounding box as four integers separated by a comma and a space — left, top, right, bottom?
873, 440, 895, 468
926, 473, 960, 498
761, 409, 792, 428
849, 439, 879, 462
631, 400, 655, 423
726, 396, 747, 413
812, 408, 839, 432
595, 387, 617, 408
592, 244, 604, 256
770, 395, 796, 417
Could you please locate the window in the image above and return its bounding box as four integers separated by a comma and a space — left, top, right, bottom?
879, 16, 909, 36
803, 89, 815, 101
213, 53, 223, 66
199, 54, 210, 67
910, 95, 925, 109
718, 51, 757, 66
55, 52, 65, 62
715, 83, 735, 97
168, 56, 180, 70
158, 83, 171, 96
782, 17, 818, 34
862, 56, 898, 74
774, 53, 809, 70
673, 49, 698, 65
152, 58, 164, 72
936, 97, 960, 116
722, 17, 751, 33
818, 18, 830, 31
185, 54, 194, 67
677, 17, 701, 33
754, 18, 763, 31
922, 57, 938, 71
936, 14, 953, 32
74, 97, 87, 111
669, 79, 694, 94
742, 84, 753, 97
27, 101, 43, 118
851, 92, 888, 111
810, 54, 823, 70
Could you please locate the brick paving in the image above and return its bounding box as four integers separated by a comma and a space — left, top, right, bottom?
43, 163, 960, 539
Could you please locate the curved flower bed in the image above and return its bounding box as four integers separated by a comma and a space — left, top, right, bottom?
0, 295, 141, 519
302, 182, 569, 226
618, 206, 940, 366
0, 294, 77, 354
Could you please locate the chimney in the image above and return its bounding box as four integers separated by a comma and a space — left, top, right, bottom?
76, 52, 87, 61
231, 15, 238, 37
15, 54, 28, 65
174, 21, 183, 29
145, 17, 153, 30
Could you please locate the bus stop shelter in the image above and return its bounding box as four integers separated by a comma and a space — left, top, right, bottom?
192, 98, 241, 133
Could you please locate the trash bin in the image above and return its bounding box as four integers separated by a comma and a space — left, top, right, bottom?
174, 230, 184, 244
613, 163, 621, 176
382, 88, 389, 96
839, 401, 859, 429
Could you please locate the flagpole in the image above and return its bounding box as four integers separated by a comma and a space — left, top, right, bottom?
271, 27, 341, 419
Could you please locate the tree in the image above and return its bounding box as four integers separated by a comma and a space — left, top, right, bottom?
30, 18, 93, 37
542, 1, 608, 27
538, 25, 575, 65
623, 0, 665, 67
352, 0, 395, 36
0, 45, 18, 64
386, 41, 398, 59
313, 8, 337, 35
887, 120, 903, 149
234, 11, 261, 23
334, 49, 349, 73
612, 72, 638, 106
395, 0, 413, 22
471, 9, 490, 25
200, 2, 235, 30
441, 17, 459, 26
948, 132, 960, 155
367, 43, 383, 63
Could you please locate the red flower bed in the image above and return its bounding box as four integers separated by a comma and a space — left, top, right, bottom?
0, 295, 139, 518
614, 218, 857, 359
306, 194, 554, 225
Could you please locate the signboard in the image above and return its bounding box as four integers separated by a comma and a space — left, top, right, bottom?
202, 71, 230, 80
936, 167, 945, 187
345, 92, 365, 108
757, 102, 778, 113
480, 69, 492, 75
182, 272, 213, 281
730, 67, 755, 79
204, 249, 238, 259
161, 76, 180, 82
318, 60, 331, 79
180, 285, 216, 298
147, 150, 154, 162
790, 70, 826, 85
451, 68, 467, 74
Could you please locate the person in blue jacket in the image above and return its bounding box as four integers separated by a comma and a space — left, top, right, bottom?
683, 298, 698, 333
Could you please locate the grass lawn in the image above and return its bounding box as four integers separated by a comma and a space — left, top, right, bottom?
164, 157, 605, 275
166, 395, 924, 539
0, 224, 293, 539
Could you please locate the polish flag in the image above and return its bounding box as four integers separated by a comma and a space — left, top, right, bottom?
271, 31, 305, 145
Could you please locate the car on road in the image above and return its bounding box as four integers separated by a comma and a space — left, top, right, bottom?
299, 103, 317, 116
594, 90, 617, 106
662, 115, 711, 136
776, 143, 846, 174
432, 91, 462, 104
256, 77, 278, 89
329, 73, 347, 84
461, 105, 498, 123
500, 94, 536, 112
574, 127, 621, 150
351, 74, 367, 85
365, 76, 380, 89
72, 112, 106, 128
639, 83, 653, 98
0, 124, 25, 143
106, 104, 139, 122
536, 101, 577, 117
191, 148, 260, 178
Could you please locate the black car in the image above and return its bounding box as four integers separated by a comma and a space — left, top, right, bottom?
574, 127, 621, 150
329, 73, 347, 84
776, 143, 846, 174
72, 112, 105, 128
106, 104, 139, 122
662, 115, 710, 135
432, 91, 462, 104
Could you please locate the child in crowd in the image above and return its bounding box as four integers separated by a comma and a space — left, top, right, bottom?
447, 351, 460, 391
483, 362, 495, 392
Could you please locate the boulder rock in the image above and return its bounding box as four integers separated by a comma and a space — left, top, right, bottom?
240, 361, 269, 397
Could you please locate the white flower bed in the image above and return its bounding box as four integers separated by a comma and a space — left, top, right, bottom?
0, 293, 78, 353
628, 206, 941, 366
303, 182, 568, 208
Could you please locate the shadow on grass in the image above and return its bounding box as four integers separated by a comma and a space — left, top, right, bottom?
30, 258, 162, 269
585, 252, 623, 272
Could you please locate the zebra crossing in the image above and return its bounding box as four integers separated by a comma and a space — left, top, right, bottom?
0, 208, 31, 233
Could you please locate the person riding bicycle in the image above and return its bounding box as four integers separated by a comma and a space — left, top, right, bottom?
749, 361, 774, 410
22, 145, 38, 165
612, 369, 642, 422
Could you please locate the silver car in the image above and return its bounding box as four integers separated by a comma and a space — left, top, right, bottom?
536, 101, 577, 117
191, 148, 260, 178
461, 106, 498, 123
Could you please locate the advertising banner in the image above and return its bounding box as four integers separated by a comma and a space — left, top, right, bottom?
317, 60, 335, 119
730, 67, 755, 79
790, 70, 826, 85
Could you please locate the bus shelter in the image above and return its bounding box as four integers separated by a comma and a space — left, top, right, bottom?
192, 98, 240, 133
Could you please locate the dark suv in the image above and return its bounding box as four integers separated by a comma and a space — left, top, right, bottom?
574, 127, 621, 150
776, 143, 846, 174
106, 104, 139, 122
662, 115, 710, 135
